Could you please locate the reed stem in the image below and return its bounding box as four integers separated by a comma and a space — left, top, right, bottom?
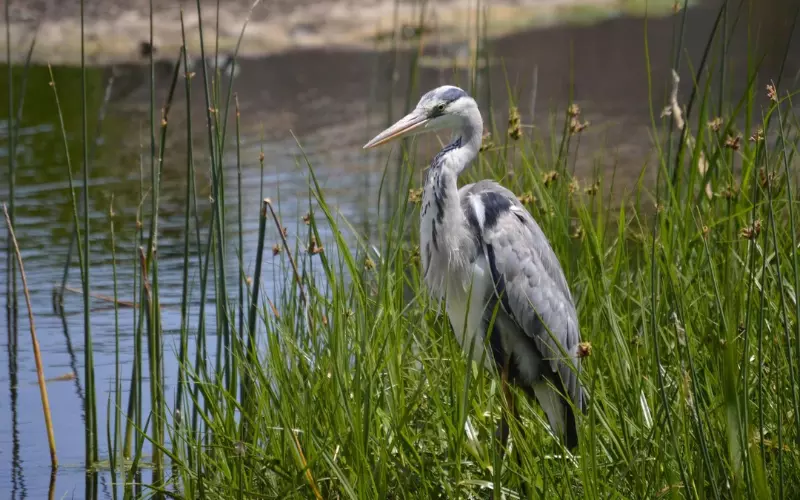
5, 0, 17, 313
109, 198, 121, 500
242, 198, 269, 433
176, 45, 193, 424
3, 204, 57, 469
235, 94, 244, 400
79, 0, 98, 467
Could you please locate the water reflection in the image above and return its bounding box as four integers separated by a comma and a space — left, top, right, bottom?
6, 305, 25, 500
59, 311, 85, 405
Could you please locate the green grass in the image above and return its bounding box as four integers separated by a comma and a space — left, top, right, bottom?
6, 0, 800, 498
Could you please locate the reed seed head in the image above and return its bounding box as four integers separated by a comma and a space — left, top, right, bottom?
308, 236, 324, 255
410, 245, 420, 265
724, 134, 741, 150
719, 182, 740, 200
568, 104, 589, 134
740, 219, 762, 240
767, 82, 778, 102
568, 177, 579, 195
480, 130, 495, 152
517, 192, 536, 205
759, 167, 780, 189
568, 103, 581, 117
569, 117, 589, 134
543, 170, 559, 187
508, 106, 522, 140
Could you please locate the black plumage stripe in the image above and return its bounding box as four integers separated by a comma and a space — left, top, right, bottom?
428, 137, 463, 241
432, 136, 462, 168
484, 294, 507, 372
438, 86, 468, 103
434, 187, 445, 224
484, 243, 512, 373
565, 405, 579, 449
480, 191, 512, 229
486, 243, 513, 320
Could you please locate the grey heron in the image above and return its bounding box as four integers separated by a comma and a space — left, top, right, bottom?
364, 85, 585, 453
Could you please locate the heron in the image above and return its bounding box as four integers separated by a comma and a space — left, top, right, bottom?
363, 85, 585, 455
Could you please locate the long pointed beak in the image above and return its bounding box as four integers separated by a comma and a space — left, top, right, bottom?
363, 110, 430, 149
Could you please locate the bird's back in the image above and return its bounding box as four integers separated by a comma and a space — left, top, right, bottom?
459, 180, 574, 302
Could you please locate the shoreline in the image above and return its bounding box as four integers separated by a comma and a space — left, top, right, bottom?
2, 0, 681, 66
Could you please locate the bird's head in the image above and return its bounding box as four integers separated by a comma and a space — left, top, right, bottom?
363, 85, 478, 149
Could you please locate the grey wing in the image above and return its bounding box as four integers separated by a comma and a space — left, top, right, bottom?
467, 181, 584, 411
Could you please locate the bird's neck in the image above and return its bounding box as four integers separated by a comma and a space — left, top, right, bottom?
421, 107, 484, 233
435, 110, 483, 176
419, 110, 483, 291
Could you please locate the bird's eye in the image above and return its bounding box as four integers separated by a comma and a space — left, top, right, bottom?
436, 103, 446, 113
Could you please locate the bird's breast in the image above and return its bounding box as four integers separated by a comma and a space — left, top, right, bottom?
443, 256, 496, 370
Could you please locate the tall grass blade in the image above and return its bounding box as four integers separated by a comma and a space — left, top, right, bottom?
79, 0, 98, 469
243, 199, 269, 439
4, 0, 17, 312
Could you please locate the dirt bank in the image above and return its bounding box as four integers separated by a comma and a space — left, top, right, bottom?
3, 0, 680, 66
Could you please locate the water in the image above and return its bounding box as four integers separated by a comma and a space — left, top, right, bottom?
0, 60, 388, 498
2, 2, 799, 497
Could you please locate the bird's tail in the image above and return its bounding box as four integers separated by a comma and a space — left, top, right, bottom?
564, 403, 579, 449
532, 381, 580, 450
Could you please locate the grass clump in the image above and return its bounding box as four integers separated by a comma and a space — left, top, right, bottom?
160, 37, 800, 500
162, 80, 800, 497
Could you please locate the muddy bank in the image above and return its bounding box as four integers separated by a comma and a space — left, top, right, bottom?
3, 0, 681, 66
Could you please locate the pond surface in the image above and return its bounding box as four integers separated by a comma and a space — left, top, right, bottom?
1, 2, 799, 498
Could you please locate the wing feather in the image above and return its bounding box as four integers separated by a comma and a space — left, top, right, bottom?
465, 180, 584, 412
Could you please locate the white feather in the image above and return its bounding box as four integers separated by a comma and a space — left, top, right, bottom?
445, 255, 495, 371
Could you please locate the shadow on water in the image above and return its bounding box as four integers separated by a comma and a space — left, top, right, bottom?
0, 0, 799, 497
